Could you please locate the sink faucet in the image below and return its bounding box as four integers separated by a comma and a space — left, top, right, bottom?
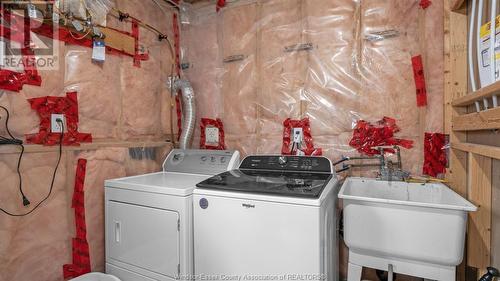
334, 145, 410, 181
376, 146, 410, 182
333, 154, 384, 173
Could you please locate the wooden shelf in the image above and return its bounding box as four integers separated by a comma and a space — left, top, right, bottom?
0, 140, 172, 154
452, 106, 500, 131
452, 142, 500, 160
452, 80, 500, 107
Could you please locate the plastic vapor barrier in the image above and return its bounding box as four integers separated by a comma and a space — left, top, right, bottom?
183, 0, 444, 175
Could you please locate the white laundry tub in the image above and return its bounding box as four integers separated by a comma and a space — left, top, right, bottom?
339, 177, 477, 281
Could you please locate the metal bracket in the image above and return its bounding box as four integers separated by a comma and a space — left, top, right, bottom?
167, 76, 179, 92
365, 29, 400, 42
223, 54, 245, 63
284, 43, 313, 53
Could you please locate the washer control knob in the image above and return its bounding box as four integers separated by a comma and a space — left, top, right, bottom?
220, 157, 226, 163
278, 156, 287, 165
201, 156, 207, 162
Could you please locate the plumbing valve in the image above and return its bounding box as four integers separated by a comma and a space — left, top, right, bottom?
479, 267, 500, 281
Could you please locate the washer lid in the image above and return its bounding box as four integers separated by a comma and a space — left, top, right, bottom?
196, 169, 332, 198
105, 172, 211, 196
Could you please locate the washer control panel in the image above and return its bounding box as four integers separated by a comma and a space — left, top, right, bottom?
163, 149, 240, 175
239, 155, 332, 173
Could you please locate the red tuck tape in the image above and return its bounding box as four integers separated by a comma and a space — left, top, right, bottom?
420, 0, 432, 9
281, 117, 322, 156
25, 92, 92, 146
349, 117, 414, 156
0, 10, 42, 91
423, 132, 447, 177
63, 159, 91, 280
411, 55, 428, 107
200, 118, 226, 150
20, 47, 42, 86
0, 50, 42, 92
131, 19, 149, 67
216, 0, 226, 12
0, 44, 42, 93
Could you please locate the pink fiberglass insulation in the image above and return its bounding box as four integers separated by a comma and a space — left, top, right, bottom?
64, 46, 122, 140
0, 152, 70, 281
184, 0, 444, 175
0, 147, 166, 281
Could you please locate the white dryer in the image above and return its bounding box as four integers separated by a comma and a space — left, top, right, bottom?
104, 149, 240, 281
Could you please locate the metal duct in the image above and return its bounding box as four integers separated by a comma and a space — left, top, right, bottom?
173, 79, 196, 149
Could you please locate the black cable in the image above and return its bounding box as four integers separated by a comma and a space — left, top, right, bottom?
0, 107, 64, 217
0, 106, 28, 205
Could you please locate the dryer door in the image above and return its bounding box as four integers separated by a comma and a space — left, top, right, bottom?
106, 200, 180, 278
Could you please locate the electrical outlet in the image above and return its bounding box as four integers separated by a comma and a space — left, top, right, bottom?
205, 127, 219, 144
292, 127, 303, 143
51, 114, 65, 133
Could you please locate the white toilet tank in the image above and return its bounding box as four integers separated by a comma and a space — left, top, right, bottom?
70, 272, 121, 281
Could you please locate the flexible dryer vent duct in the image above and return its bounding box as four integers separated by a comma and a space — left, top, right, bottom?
173, 79, 196, 149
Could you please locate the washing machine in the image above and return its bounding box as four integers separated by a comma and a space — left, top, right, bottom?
193, 155, 340, 281
104, 149, 240, 281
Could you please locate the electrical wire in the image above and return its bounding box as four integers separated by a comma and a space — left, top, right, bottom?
52, 4, 176, 50
0, 108, 64, 217
151, 0, 169, 15
0, 106, 28, 206
68, 26, 92, 40
164, 0, 180, 8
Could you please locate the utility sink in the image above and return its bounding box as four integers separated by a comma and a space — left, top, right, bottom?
339, 177, 477, 281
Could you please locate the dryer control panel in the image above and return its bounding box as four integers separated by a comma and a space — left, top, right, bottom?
163, 149, 240, 175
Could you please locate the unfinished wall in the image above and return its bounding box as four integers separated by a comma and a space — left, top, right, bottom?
0, 1, 174, 280
183, 0, 444, 175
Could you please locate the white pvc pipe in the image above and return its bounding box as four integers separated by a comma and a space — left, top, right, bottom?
478, 0, 484, 73
470, 0, 482, 112
388, 264, 394, 281
490, 0, 498, 107
478, 0, 490, 109
470, 0, 478, 91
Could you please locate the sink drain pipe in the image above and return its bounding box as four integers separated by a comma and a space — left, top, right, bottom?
375, 265, 396, 281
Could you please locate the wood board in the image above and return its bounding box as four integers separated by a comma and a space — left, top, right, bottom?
467, 153, 492, 270
452, 107, 500, 131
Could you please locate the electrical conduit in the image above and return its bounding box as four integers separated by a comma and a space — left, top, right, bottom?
491, 0, 499, 107
478, 0, 491, 109
469, 0, 482, 112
